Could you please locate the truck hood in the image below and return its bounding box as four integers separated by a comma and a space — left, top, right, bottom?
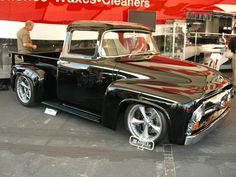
114, 55, 230, 103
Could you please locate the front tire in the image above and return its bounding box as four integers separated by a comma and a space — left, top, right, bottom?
125, 104, 167, 143
16, 75, 36, 107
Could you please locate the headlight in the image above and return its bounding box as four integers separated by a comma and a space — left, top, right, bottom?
186, 104, 205, 136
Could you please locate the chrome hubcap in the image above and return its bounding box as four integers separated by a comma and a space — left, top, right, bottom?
127, 104, 162, 142
17, 76, 31, 104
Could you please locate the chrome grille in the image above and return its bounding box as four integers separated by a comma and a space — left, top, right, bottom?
203, 88, 234, 115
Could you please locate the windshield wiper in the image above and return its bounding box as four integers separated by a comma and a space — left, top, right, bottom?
129, 51, 158, 57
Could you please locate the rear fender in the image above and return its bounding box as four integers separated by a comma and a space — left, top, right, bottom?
11, 65, 46, 99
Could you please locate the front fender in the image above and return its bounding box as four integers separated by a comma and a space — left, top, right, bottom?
101, 85, 140, 129
101, 82, 173, 132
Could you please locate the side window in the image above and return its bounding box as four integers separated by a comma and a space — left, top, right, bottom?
69, 30, 99, 56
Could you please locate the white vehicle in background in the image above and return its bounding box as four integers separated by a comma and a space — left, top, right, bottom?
202, 44, 231, 71
196, 34, 236, 71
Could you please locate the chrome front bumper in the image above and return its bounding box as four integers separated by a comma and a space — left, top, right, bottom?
184, 107, 230, 145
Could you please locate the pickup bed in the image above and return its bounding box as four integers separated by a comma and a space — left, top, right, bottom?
10, 21, 234, 145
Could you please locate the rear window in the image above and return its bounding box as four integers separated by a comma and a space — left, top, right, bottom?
69, 30, 99, 56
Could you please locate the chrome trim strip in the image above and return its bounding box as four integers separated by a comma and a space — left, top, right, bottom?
108, 86, 178, 104
184, 107, 230, 145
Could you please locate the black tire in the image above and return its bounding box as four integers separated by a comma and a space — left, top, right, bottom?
15, 75, 36, 107
124, 103, 167, 143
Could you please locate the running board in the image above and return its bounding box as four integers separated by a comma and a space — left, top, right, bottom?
42, 100, 101, 123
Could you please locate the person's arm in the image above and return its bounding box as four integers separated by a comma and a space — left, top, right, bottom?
22, 32, 37, 50
23, 43, 37, 49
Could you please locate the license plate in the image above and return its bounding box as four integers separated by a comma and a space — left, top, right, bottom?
129, 136, 155, 151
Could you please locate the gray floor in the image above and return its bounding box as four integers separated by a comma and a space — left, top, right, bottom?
0, 89, 235, 177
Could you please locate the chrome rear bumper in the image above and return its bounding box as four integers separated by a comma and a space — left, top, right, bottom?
184, 107, 230, 145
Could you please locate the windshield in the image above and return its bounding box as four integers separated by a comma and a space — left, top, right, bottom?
100, 30, 159, 57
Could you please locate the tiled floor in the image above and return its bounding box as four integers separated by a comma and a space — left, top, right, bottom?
0, 88, 235, 177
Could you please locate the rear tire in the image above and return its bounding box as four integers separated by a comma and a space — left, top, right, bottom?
16, 75, 36, 107
125, 103, 167, 143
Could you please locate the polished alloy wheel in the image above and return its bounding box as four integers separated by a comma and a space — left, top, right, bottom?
16, 76, 32, 104
127, 104, 163, 142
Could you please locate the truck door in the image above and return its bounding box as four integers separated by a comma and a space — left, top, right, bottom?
57, 30, 114, 114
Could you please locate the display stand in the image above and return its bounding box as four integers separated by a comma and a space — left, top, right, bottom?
0, 44, 11, 90
163, 22, 187, 60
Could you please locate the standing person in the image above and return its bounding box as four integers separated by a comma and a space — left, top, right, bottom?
228, 36, 236, 86
17, 20, 37, 54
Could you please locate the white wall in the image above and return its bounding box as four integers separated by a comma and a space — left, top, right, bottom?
0, 20, 67, 40
205, 18, 220, 33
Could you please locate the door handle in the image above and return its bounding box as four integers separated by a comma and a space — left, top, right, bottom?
57, 60, 70, 65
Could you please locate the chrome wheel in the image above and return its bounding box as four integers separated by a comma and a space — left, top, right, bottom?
126, 104, 166, 142
16, 76, 32, 104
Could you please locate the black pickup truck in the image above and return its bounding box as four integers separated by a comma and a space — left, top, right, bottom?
10, 21, 234, 145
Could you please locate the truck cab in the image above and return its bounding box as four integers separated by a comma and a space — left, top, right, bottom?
10, 21, 234, 145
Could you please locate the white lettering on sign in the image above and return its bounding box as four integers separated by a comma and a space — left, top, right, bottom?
57, 0, 151, 8
4, 0, 150, 8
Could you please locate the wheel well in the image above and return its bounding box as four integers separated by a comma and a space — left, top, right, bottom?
114, 101, 131, 130
115, 100, 171, 143
11, 74, 17, 91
